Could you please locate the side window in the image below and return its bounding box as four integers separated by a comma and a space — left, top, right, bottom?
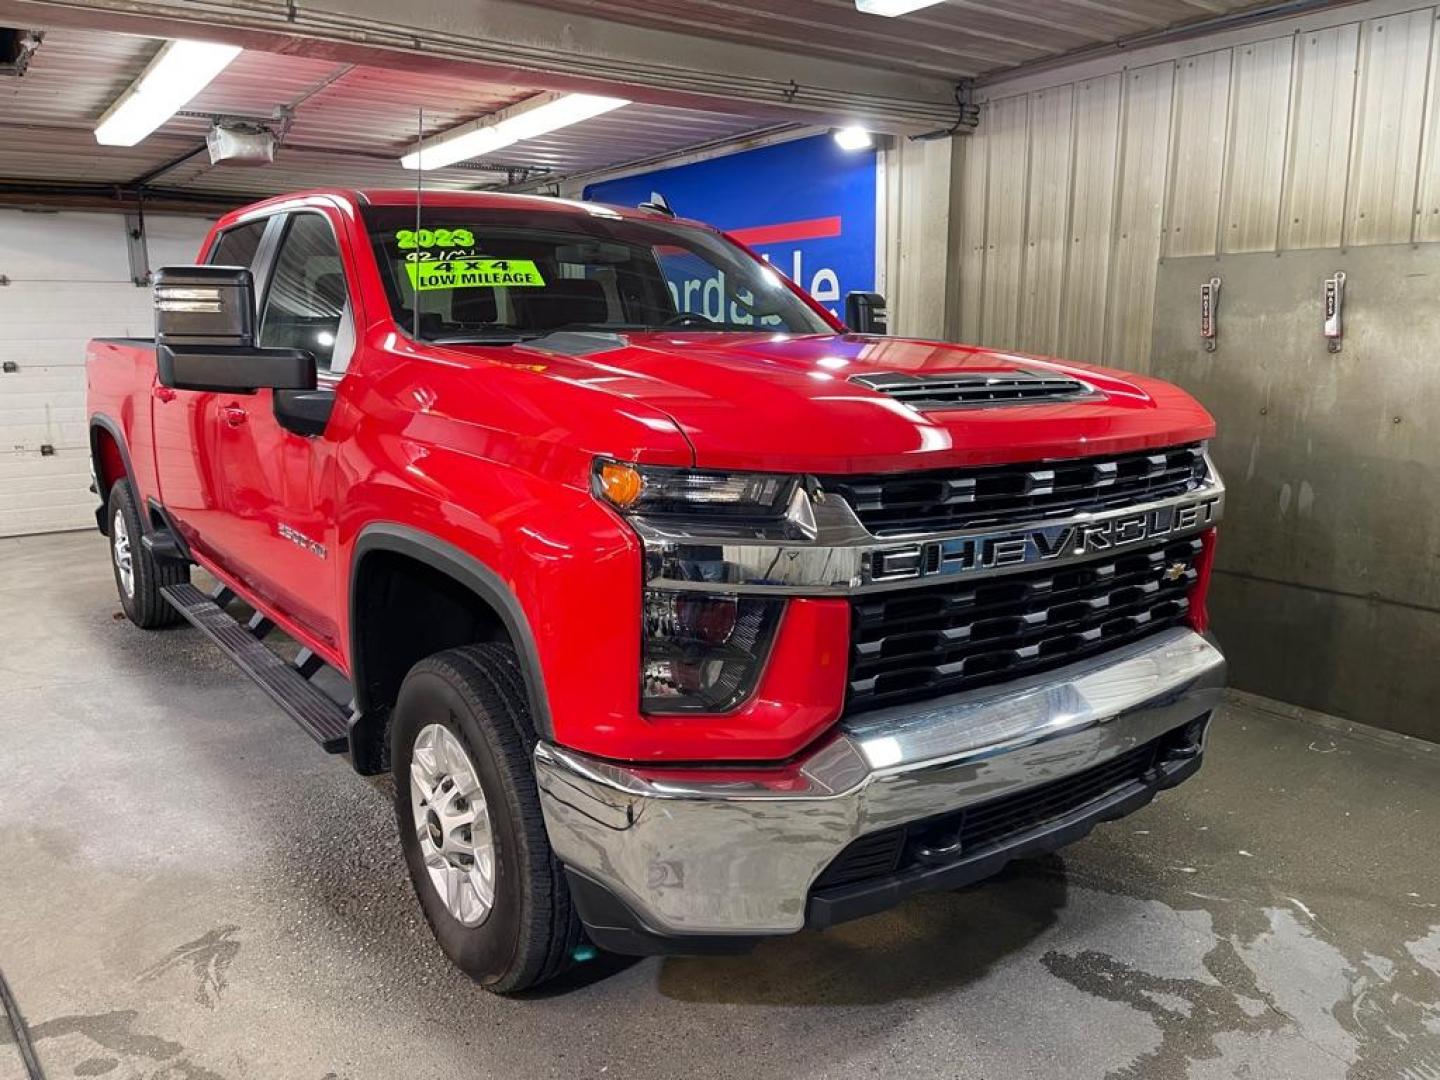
258, 215, 353, 373
207, 220, 267, 270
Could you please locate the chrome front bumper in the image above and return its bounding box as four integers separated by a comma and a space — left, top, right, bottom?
534, 627, 1226, 942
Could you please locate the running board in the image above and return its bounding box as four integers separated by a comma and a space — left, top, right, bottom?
160, 583, 351, 753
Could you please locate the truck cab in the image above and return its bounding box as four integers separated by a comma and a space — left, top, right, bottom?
86, 188, 1226, 992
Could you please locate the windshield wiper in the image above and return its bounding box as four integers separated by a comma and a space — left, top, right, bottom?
541, 321, 782, 334
428, 332, 543, 345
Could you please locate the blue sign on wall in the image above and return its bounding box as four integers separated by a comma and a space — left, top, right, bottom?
584, 134, 877, 318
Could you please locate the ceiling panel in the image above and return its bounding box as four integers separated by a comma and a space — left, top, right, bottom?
0, 124, 197, 185
0, 26, 154, 129
519, 0, 1287, 80
2, 1, 1292, 205
0, 26, 781, 202
158, 147, 507, 197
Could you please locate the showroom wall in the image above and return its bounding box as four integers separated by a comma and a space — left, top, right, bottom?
0, 210, 215, 537
585, 133, 882, 323
948, 0, 1440, 740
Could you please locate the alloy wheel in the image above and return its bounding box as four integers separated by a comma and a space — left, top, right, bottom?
409, 723, 497, 926
112, 508, 135, 598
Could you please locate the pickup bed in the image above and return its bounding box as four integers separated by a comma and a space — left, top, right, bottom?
86, 188, 1226, 992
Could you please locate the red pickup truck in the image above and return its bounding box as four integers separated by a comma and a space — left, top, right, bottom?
86, 188, 1226, 992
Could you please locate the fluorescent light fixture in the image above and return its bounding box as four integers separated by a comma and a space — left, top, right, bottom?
402, 92, 630, 170
855, 0, 946, 15
95, 39, 241, 146
833, 126, 873, 151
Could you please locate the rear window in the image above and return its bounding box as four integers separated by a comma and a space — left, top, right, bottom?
207, 219, 267, 270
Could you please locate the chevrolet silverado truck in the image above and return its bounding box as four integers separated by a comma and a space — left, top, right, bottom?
86, 188, 1226, 993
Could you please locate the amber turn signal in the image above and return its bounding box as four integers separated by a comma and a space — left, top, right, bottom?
597, 461, 644, 508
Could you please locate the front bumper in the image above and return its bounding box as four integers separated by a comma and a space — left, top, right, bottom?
534, 627, 1225, 953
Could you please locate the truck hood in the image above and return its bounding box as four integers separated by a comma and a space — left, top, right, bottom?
479, 331, 1215, 473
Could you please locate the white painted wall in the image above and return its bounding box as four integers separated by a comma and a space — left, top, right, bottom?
0, 209, 215, 537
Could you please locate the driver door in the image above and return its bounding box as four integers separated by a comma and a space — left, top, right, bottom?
207, 209, 357, 650
152, 215, 279, 558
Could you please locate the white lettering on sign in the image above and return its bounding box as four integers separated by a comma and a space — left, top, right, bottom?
665, 249, 844, 324
769, 251, 843, 316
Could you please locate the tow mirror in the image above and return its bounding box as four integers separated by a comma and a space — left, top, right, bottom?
153, 265, 316, 394
845, 291, 888, 335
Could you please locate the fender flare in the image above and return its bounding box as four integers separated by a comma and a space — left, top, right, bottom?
348, 523, 554, 740
88, 414, 137, 535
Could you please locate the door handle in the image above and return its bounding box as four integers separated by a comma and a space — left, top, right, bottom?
154, 386, 177, 403
221, 405, 248, 428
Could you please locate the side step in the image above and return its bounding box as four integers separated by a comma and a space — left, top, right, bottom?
160, 583, 351, 753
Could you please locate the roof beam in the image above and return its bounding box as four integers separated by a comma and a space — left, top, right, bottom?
0, 0, 964, 132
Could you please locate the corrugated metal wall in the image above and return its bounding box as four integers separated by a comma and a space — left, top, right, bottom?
941, 0, 1440, 740
883, 135, 959, 340
954, 3, 1440, 372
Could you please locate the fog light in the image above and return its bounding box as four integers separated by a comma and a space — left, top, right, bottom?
642, 590, 783, 713
1167, 715, 1211, 759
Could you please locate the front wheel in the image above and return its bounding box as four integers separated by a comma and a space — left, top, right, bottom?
391, 643, 582, 993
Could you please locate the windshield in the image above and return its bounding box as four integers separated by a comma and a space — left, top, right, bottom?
360, 205, 833, 343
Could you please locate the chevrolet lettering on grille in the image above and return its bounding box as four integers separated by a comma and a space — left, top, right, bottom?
872, 493, 1223, 582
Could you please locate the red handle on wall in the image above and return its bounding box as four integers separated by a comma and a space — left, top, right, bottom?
221, 405, 248, 428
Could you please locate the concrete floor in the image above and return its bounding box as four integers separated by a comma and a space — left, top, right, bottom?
1, 531, 1438, 1080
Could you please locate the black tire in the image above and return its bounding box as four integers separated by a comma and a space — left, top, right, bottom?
391, 643, 582, 993
107, 480, 188, 629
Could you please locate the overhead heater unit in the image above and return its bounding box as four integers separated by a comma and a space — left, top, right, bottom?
206, 120, 276, 165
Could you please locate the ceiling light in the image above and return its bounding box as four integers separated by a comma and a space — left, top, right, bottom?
95, 39, 241, 146
855, 0, 946, 15
833, 126, 874, 151
402, 92, 629, 170
400, 125, 517, 172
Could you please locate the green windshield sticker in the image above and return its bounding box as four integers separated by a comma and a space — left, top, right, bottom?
395, 228, 476, 249
404, 258, 547, 291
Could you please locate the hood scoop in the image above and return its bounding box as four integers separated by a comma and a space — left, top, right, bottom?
518, 330, 629, 358
850, 369, 1097, 410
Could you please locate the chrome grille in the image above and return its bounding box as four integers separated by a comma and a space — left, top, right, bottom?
823, 443, 1206, 536
847, 536, 1202, 712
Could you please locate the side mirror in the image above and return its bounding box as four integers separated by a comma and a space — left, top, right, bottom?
154, 265, 316, 394
845, 291, 888, 335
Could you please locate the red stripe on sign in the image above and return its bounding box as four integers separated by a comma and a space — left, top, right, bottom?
728, 216, 843, 246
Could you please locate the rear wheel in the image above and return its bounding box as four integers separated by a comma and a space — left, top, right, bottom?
391, 643, 582, 993
107, 480, 187, 629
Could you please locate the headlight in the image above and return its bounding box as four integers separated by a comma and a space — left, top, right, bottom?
595, 460, 798, 520
642, 590, 783, 713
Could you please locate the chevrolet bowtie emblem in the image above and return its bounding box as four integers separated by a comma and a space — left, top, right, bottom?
1164, 562, 1189, 582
